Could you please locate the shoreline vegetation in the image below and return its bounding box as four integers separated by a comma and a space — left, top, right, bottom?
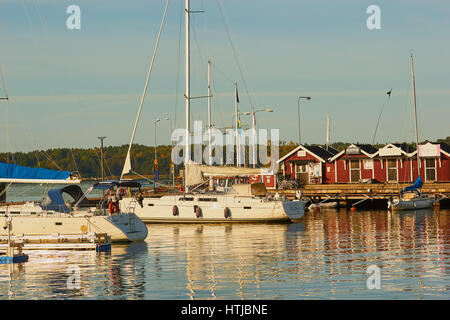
1, 137, 449, 180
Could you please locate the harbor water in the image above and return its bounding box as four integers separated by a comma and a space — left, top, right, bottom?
0, 183, 449, 299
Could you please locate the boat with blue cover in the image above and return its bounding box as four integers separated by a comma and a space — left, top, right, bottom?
0, 179, 148, 242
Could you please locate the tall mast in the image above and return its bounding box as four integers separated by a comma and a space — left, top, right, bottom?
411, 53, 420, 176
185, 0, 191, 166
234, 83, 240, 166
207, 60, 212, 165
326, 113, 330, 151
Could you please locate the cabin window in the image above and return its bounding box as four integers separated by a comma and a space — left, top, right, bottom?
179, 197, 194, 201
198, 198, 217, 202
350, 160, 360, 182
244, 206, 252, 209
55, 222, 62, 226
387, 159, 398, 181
425, 158, 436, 181
11, 211, 20, 215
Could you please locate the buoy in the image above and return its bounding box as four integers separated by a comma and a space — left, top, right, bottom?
313, 206, 320, 213
351, 206, 356, 211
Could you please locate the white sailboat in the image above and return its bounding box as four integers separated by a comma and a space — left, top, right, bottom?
119, 0, 305, 223
387, 54, 434, 211
0, 176, 148, 242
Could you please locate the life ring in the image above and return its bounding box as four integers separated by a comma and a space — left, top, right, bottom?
173, 205, 179, 216
224, 207, 231, 219
108, 202, 118, 214
195, 206, 202, 218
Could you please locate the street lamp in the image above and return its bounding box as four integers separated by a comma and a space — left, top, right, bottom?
97, 136, 107, 182
164, 117, 175, 187
297, 96, 311, 145
154, 119, 160, 192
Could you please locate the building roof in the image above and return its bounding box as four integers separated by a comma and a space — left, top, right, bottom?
392, 143, 416, 154
355, 144, 378, 155
277, 145, 336, 163
439, 143, 450, 156
329, 144, 378, 161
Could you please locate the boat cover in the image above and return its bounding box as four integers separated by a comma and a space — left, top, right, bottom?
40, 188, 71, 213
402, 176, 423, 194
0, 162, 71, 181
185, 162, 273, 186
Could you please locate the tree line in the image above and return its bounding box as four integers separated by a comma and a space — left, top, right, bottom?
1, 137, 448, 179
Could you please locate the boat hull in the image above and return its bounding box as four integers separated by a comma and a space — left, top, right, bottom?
120, 196, 305, 223
0, 213, 148, 242
389, 197, 434, 211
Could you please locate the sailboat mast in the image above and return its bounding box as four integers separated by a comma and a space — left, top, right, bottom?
411, 53, 420, 176
185, 0, 191, 166
326, 113, 330, 151
207, 60, 212, 165
234, 83, 240, 166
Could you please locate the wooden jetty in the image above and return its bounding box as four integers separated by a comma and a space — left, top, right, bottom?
269, 182, 450, 209
0, 233, 112, 252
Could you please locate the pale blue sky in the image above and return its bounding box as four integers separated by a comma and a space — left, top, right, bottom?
0, 0, 449, 152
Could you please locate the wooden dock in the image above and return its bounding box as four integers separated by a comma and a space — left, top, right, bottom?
0, 233, 112, 251
269, 182, 450, 209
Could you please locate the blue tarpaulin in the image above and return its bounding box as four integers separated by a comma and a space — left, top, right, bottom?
40, 188, 71, 213
0, 162, 71, 180
402, 176, 423, 193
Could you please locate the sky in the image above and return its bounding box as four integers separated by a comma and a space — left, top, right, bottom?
0, 0, 449, 152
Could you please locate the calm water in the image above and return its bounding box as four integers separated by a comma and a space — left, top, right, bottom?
1, 185, 449, 299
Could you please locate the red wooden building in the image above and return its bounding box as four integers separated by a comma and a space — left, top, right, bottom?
277, 142, 450, 185
329, 144, 379, 183
277, 145, 338, 184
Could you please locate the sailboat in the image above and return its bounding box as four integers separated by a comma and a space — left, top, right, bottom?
0, 164, 148, 242
118, 0, 305, 223
387, 54, 434, 211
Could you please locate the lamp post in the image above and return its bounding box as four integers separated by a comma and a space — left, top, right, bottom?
97, 136, 107, 182
297, 96, 311, 145
154, 119, 160, 192
164, 117, 175, 188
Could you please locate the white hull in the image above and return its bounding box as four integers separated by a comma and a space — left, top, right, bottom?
0, 204, 148, 242
388, 196, 434, 211
120, 195, 304, 223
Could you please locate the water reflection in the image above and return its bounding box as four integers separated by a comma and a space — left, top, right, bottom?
0, 208, 449, 299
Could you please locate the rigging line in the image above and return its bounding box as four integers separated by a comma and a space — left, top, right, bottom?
69, 148, 81, 179
215, 0, 255, 111
372, 92, 390, 145
210, 61, 235, 84
121, 0, 170, 179
210, 71, 226, 129
30, 0, 103, 172
0, 66, 9, 99
39, 150, 64, 171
